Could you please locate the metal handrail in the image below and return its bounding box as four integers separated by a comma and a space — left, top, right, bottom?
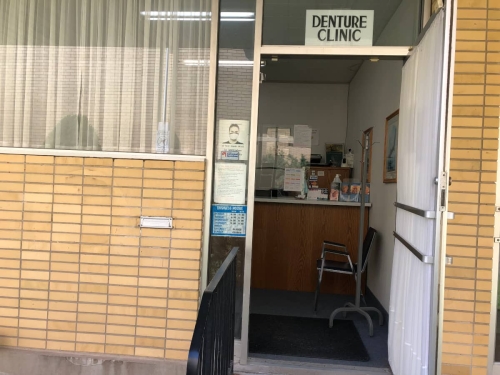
186, 247, 239, 375
393, 231, 434, 264
394, 202, 436, 219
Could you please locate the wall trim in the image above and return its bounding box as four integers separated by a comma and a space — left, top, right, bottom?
0, 147, 206, 162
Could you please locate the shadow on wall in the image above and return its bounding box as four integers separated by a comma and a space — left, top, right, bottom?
45, 115, 101, 151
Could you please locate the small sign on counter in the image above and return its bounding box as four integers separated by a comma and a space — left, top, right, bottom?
211, 205, 247, 237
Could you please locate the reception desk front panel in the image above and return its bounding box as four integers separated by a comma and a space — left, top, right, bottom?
251, 199, 370, 295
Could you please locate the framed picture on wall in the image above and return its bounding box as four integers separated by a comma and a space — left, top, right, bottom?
361, 128, 373, 183
384, 110, 399, 183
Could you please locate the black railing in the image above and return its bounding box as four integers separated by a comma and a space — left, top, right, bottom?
187, 247, 239, 375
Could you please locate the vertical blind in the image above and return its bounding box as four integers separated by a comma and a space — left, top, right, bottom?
0, 0, 211, 155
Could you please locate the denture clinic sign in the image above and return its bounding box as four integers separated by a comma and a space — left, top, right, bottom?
305, 10, 374, 46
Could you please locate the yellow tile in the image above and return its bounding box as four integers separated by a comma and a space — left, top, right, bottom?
25, 184, 54, 194
167, 310, 197, 320
80, 244, 109, 255
138, 278, 169, 288
110, 236, 139, 247
82, 215, 111, 226
113, 169, 142, 179
108, 285, 137, 296
0, 317, 19, 327
54, 175, 83, 185
105, 335, 135, 346
144, 160, 174, 169
49, 301, 78, 312
0, 297, 19, 308
174, 180, 203, 190
78, 303, 107, 314
79, 284, 108, 294
111, 226, 140, 236
137, 307, 167, 318
113, 178, 143, 188
107, 315, 136, 325
166, 340, 190, 350
175, 161, 205, 171
54, 185, 81, 195
76, 343, 104, 353
172, 210, 203, 220
108, 295, 137, 305
79, 293, 107, 304
110, 246, 139, 257
81, 234, 110, 245
109, 276, 137, 286
174, 220, 202, 230
142, 189, 172, 199
51, 242, 80, 253
19, 319, 47, 330
47, 331, 76, 341
83, 167, 112, 177
143, 179, 173, 189
110, 256, 139, 266
170, 250, 201, 260
106, 325, 136, 335
107, 305, 137, 316
25, 173, 53, 184
112, 187, 142, 197
18, 338, 46, 349
111, 207, 141, 217
138, 297, 167, 308
82, 196, 112, 206
48, 320, 76, 331
20, 298, 48, 310
77, 323, 106, 334
82, 158, 112, 167
53, 204, 81, 214
0, 154, 24, 162
105, 345, 134, 355
113, 159, 143, 168
136, 347, 165, 358
165, 349, 188, 360
0, 307, 19, 317
169, 290, 199, 300
139, 288, 168, 299
139, 248, 169, 258
77, 313, 106, 324
47, 341, 75, 351
52, 223, 81, 233
0, 172, 24, 182
136, 326, 165, 338
81, 225, 111, 235
79, 274, 108, 284
0, 183, 23, 192
168, 299, 198, 310
135, 336, 165, 348
139, 268, 168, 278
48, 311, 77, 321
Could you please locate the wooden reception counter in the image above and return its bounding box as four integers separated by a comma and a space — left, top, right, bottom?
251, 198, 370, 295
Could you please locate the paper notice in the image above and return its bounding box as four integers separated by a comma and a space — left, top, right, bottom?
214, 163, 247, 204
293, 125, 312, 148
284, 168, 303, 192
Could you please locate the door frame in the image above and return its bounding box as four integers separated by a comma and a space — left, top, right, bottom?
239, 0, 441, 367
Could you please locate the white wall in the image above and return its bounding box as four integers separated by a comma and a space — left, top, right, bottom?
345, 60, 402, 311
375, 0, 420, 46
258, 83, 349, 162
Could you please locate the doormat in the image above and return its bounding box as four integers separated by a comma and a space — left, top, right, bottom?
249, 314, 370, 362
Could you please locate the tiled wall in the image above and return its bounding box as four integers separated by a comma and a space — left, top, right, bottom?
0, 154, 205, 360
441, 1, 500, 373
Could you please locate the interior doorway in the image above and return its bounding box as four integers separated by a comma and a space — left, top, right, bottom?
248, 54, 403, 369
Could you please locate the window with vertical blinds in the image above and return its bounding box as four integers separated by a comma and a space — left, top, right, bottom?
0, 0, 211, 155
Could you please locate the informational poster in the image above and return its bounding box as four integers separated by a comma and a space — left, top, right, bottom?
312, 129, 320, 146
214, 163, 247, 204
211, 205, 247, 237
293, 125, 312, 148
284, 168, 303, 192
218, 119, 249, 160
305, 10, 374, 46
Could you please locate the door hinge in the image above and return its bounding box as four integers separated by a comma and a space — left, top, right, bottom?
495, 237, 500, 243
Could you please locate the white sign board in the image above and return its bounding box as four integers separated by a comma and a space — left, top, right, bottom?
217, 119, 249, 161
284, 168, 303, 192
305, 10, 374, 46
214, 163, 247, 205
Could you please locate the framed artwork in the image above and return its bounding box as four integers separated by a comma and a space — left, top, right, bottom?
361, 128, 373, 183
384, 110, 399, 183
325, 143, 344, 167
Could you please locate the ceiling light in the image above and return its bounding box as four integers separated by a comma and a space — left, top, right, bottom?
370, 57, 380, 62
184, 59, 254, 67
141, 11, 254, 22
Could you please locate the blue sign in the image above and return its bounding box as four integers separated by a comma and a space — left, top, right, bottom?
220, 150, 240, 160
211, 204, 247, 237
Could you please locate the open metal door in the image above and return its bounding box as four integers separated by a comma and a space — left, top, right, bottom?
388, 9, 453, 375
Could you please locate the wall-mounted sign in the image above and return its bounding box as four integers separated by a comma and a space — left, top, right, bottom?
214, 162, 247, 204
211, 205, 247, 237
305, 10, 374, 46
217, 119, 249, 160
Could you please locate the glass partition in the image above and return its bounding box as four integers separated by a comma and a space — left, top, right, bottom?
262, 0, 421, 47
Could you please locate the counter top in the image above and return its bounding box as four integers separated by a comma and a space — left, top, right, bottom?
255, 197, 372, 207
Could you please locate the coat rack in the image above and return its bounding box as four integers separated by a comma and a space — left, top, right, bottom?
328, 132, 383, 337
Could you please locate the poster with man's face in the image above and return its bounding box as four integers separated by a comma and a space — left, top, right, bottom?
217, 119, 249, 161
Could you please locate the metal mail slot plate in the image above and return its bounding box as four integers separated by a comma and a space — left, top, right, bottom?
140, 216, 173, 229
